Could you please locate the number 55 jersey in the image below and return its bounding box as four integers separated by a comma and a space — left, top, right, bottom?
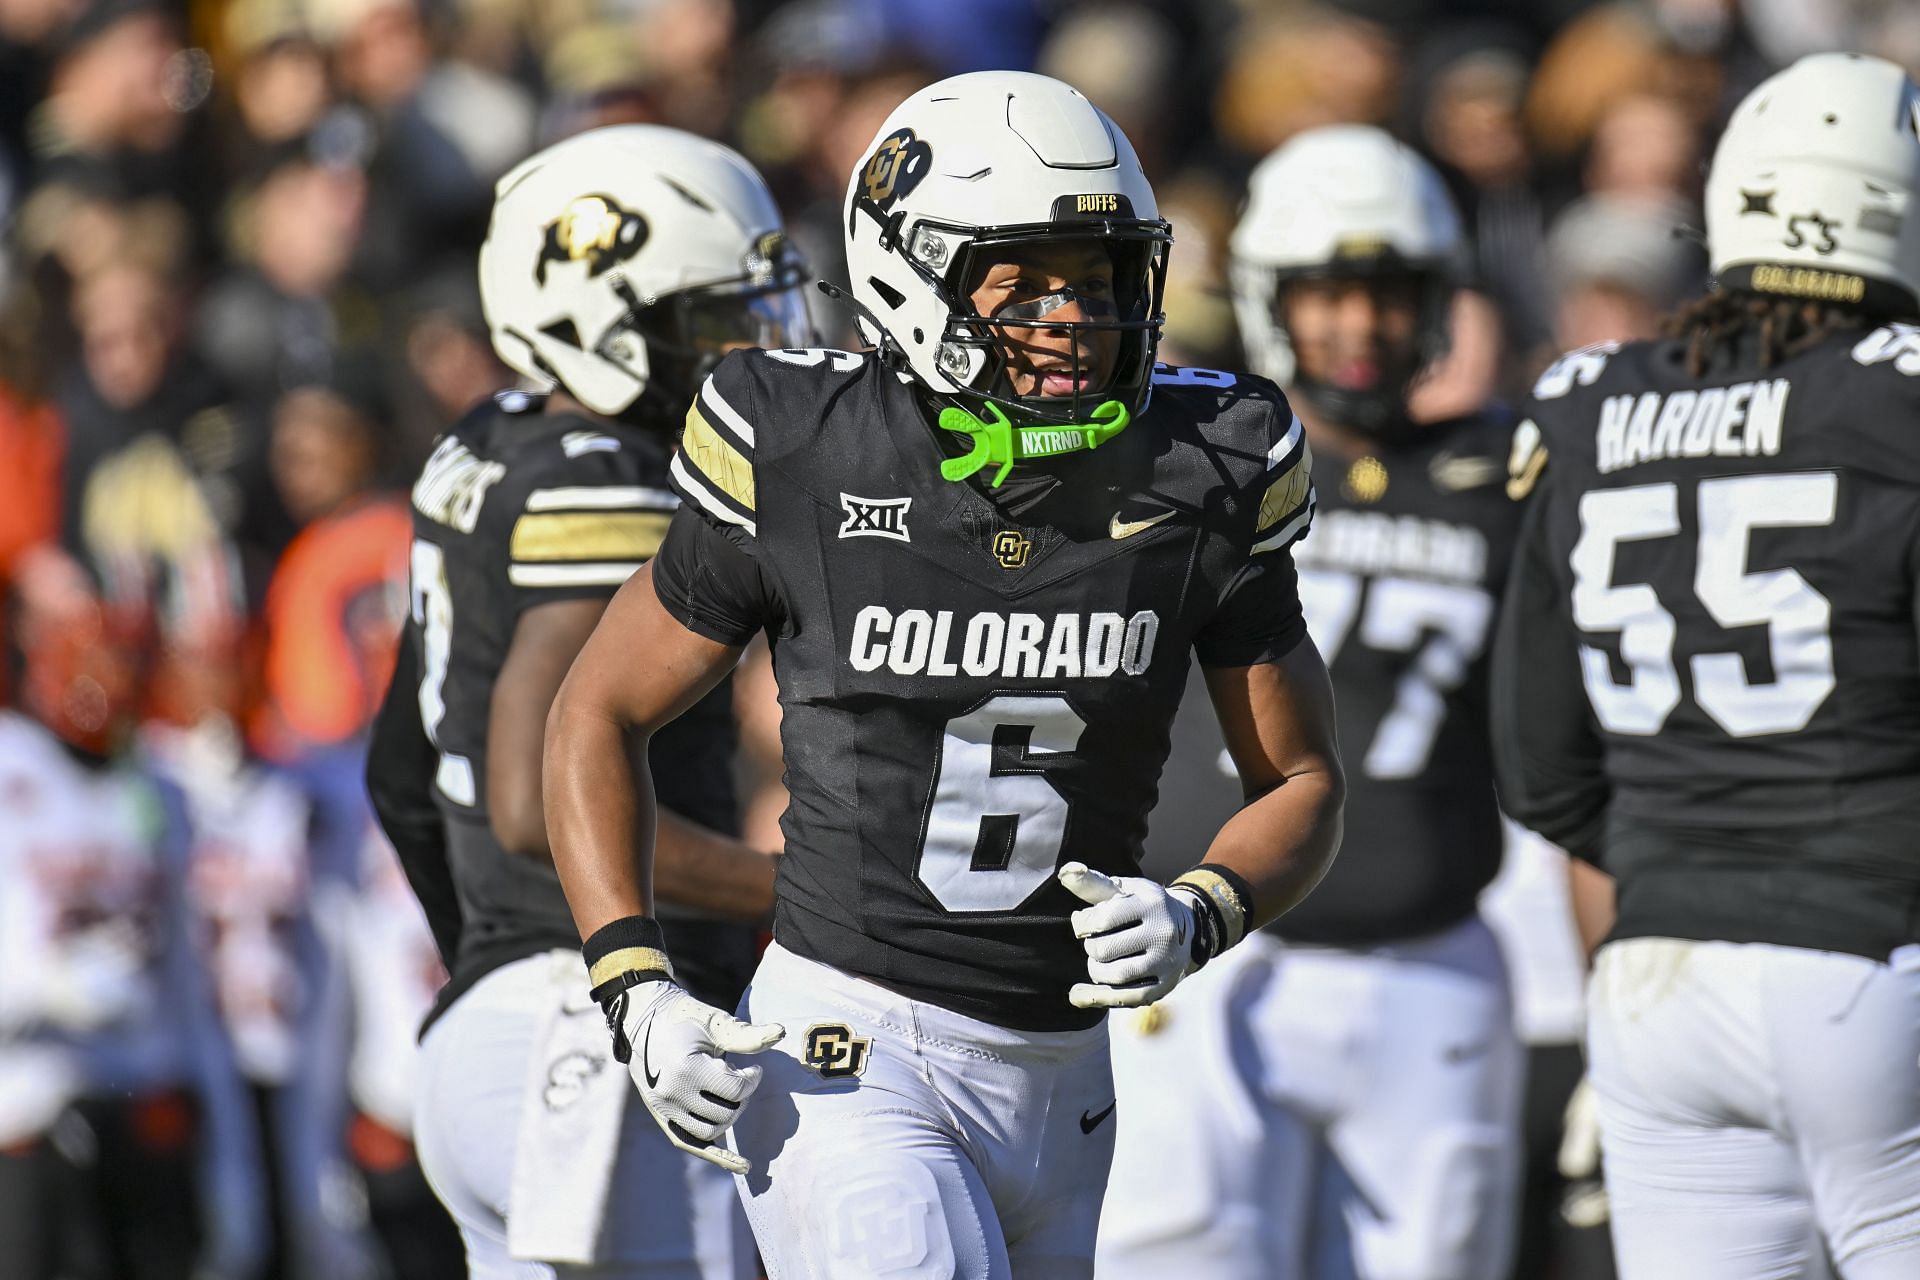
1494, 325, 1920, 959
654, 349, 1316, 1031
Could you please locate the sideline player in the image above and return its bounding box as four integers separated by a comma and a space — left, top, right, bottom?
1494, 53, 1920, 1279
0, 557, 266, 1279
1099, 125, 1525, 1279
365, 125, 806, 1278
544, 71, 1345, 1279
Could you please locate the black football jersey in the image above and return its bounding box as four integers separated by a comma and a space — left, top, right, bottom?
1270, 415, 1522, 945
404, 391, 752, 1011
652, 349, 1315, 1030
1494, 326, 1920, 959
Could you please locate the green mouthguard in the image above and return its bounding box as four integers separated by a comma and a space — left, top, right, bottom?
936, 399, 1131, 488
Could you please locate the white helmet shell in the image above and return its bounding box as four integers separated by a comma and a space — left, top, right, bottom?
842, 70, 1167, 418
479, 125, 797, 417
1230, 124, 1462, 386
1705, 53, 1920, 316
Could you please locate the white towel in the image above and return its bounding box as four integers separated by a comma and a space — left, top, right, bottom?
507, 951, 632, 1263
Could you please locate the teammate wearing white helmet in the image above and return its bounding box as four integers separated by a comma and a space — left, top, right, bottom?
543, 71, 1345, 1278
366, 124, 806, 1278
1099, 124, 1527, 1280
1494, 53, 1920, 1279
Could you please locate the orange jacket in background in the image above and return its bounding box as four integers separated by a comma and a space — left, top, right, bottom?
253, 495, 411, 758
0, 388, 65, 706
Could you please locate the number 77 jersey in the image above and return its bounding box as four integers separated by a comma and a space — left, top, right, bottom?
1495, 326, 1920, 958
654, 349, 1316, 1031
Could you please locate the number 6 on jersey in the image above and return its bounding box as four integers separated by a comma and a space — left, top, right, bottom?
915, 694, 1087, 913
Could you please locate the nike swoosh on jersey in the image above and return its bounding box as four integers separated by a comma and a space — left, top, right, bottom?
1109, 510, 1176, 540
1080, 1101, 1118, 1133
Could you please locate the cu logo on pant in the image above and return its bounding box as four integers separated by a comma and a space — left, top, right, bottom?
803, 1023, 872, 1079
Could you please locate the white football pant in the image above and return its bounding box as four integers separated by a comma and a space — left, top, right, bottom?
1589, 938, 1920, 1279
1098, 916, 1524, 1279
414, 952, 753, 1279
726, 941, 1115, 1279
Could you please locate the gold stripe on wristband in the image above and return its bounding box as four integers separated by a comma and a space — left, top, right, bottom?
588, 946, 675, 990
1170, 870, 1248, 949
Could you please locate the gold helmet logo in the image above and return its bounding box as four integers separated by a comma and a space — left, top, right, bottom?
861, 129, 932, 211
536, 194, 650, 285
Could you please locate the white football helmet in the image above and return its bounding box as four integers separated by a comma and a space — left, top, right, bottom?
479, 125, 812, 419
1230, 125, 1462, 430
842, 71, 1170, 444
1705, 53, 1920, 317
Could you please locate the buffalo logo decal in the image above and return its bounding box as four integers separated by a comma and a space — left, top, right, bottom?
860, 129, 932, 212
536, 194, 649, 285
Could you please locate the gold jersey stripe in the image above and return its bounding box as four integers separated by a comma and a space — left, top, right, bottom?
588, 946, 674, 989
681, 405, 756, 513
1257, 445, 1314, 532
509, 511, 672, 561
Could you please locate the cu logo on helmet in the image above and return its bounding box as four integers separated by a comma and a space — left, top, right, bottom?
536, 194, 650, 284
803, 1023, 871, 1079
861, 129, 932, 211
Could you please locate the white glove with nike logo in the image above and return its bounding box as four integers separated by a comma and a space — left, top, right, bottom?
1058, 861, 1255, 1009
584, 916, 783, 1175
610, 980, 784, 1175
1059, 862, 1201, 1008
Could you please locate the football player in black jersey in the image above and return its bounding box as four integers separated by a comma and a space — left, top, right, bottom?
1493, 54, 1920, 1280
365, 125, 807, 1277
543, 71, 1345, 1278
1099, 126, 1528, 1280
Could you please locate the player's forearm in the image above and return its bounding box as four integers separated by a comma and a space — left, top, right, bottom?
1198, 763, 1345, 929
545, 691, 656, 936
655, 809, 778, 922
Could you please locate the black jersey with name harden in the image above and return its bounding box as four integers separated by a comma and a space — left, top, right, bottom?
404, 392, 753, 1016
1269, 414, 1522, 946
1495, 326, 1920, 959
653, 350, 1315, 1030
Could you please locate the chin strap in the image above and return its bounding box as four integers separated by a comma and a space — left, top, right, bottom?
937, 399, 1131, 488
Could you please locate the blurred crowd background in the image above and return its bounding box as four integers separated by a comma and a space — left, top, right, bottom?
1, 0, 1916, 1276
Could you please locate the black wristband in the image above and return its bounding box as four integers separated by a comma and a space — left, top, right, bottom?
1169, 863, 1256, 969
583, 916, 675, 1066
582, 915, 674, 1002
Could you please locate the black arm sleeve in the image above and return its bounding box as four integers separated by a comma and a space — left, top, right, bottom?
651, 505, 784, 646
1195, 548, 1309, 668
1489, 491, 1610, 863
365, 639, 464, 967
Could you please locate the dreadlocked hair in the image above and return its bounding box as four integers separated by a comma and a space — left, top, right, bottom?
1665, 289, 1877, 378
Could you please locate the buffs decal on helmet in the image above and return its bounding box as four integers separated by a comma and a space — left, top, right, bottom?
480, 126, 812, 419
536, 195, 650, 285
859, 129, 932, 213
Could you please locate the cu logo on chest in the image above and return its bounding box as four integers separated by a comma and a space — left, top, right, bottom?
803, 1023, 872, 1079
992, 530, 1031, 570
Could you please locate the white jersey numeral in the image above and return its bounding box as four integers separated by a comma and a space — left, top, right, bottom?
409, 538, 475, 805
1151, 365, 1237, 389
914, 694, 1086, 913
1570, 473, 1837, 737
1571, 485, 1682, 735
1298, 571, 1493, 779
1691, 474, 1837, 735
764, 348, 863, 371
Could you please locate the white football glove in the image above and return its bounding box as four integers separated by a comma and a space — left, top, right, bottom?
1058, 862, 1201, 1009
609, 980, 784, 1175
